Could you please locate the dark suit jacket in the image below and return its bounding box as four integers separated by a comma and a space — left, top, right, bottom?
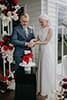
11, 24, 35, 71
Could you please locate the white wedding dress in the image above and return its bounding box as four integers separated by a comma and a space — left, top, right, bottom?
37, 26, 56, 100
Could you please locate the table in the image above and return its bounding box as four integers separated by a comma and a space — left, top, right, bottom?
14, 62, 37, 100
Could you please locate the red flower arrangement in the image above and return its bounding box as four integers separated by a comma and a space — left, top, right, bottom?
0, 0, 20, 22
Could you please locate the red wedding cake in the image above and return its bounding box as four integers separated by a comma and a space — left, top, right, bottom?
19, 50, 36, 68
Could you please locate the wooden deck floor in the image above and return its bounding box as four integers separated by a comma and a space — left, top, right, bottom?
0, 90, 15, 100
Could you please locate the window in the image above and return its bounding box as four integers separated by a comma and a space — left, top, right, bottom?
58, 7, 67, 63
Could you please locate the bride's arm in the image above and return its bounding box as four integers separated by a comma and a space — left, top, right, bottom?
30, 35, 40, 42
35, 28, 53, 45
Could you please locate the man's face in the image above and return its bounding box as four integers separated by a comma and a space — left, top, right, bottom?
20, 16, 29, 27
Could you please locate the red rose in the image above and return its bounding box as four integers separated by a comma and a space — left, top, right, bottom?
9, 45, 14, 50
12, 0, 19, 5
3, 45, 9, 51
3, 36, 8, 42
2, 8, 10, 15
63, 78, 67, 82
3, 76, 8, 81
62, 84, 67, 89
2, 9, 7, 15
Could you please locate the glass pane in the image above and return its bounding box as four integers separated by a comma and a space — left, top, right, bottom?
58, 27, 62, 63
58, 8, 67, 64
64, 28, 67, 56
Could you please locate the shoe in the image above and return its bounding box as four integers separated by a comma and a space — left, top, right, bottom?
0, 89, 6, 93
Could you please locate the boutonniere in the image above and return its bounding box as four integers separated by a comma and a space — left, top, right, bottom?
28, 26, 33, 33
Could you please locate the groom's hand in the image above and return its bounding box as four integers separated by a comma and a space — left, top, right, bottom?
25, 42, 35, 48
28, 42, 35, 47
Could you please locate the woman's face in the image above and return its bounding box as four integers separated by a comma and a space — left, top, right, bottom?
39, 18, 48, 28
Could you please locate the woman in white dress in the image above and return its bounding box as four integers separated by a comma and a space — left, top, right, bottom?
31, 14, 55, 100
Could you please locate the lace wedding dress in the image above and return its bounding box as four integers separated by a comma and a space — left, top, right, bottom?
37, 26, 56, 100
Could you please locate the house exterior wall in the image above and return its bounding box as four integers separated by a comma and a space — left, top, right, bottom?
41, 0, 48, 14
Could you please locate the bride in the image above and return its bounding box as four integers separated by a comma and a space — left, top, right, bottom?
30, 14, 55, 100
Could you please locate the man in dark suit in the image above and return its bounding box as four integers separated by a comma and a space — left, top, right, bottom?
11, 13, 36, 100
11, 13, 35, 71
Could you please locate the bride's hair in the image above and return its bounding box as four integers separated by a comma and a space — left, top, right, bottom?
39, 14, 51, 25
39, 14, 49, 21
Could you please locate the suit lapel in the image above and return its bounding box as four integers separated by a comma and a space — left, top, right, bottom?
20, 24, 27, 39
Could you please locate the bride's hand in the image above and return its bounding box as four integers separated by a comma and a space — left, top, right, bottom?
30, 38, 38, 42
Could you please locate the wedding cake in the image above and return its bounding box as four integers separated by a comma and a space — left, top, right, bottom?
19, 50, 36, 71
22, 50, 33, 65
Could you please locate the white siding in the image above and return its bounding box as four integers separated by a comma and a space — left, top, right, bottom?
41, 0, 48, 14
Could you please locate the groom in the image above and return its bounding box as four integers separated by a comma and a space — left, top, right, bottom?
11, 13, 35, 71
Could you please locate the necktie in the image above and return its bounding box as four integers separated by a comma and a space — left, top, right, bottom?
24, 28, 29, 37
